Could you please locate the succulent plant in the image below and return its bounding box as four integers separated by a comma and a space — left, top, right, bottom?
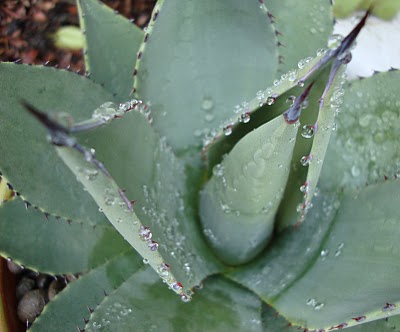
1, 0, 400, 331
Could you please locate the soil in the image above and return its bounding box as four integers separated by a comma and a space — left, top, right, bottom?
0, 0, 156, 70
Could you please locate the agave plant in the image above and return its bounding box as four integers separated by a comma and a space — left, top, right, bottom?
1, 0, 400, 331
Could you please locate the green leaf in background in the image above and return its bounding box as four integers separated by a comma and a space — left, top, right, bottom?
0, 63, 115, 226
134, 0, 278, 152
85, 270, 262, 332
52, 26, 84, 50
78, 0, 144, 101
333, 0, 400, 20
266, 0, 333, 73
0, 199, 127, 274
31, 251, 142, 332
321, 70, 400, 191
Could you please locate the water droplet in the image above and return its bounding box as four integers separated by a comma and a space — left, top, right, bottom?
301, 125, 316, 138
297, 80, 305, 87
320, 249, 329, 258
273, 79, 280, 86
338, 51, 352, 64
256, 90, 265, 101
139, 226, 152, 241
103, 188, 117, 206
316, 48, 327, 56
82, 168, 99, 180
212, 164, 224, 177
221, 203, 231, 214
300, 182, 309, 193
286, 95, 296, 105
288, 70, 297, 82
266, 96, 276, 105
116, 218, 122, 223
223, 125, 233, 136
315, 302, 325, 311
298, 59, 306, 69
148, 241, 159, 251
201, 97, 214, 111
239, 112, 251, 123
300, 155, 312, 166
143, 258, 149, 264
181, 294, 191, 302
307, 298, 317, 306
328, 34, 344, 49
351, 166, 360, 177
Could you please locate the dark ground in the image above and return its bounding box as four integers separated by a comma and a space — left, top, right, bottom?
0, 0, 156, 70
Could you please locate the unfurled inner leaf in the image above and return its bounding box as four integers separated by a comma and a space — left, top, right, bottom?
199, 84, 314, 265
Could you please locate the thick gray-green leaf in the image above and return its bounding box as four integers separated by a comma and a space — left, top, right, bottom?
78, 0, 144, 101
134, 0, 278, 152
85, 270, 262, 332
0, 63, 114, 226
227, 190, 337, 301
266, 0, 333, 73
231, 180, 400, 330
77, 110, 223, 290
0, 199, 128, 274
31, 251, 142, 332
321, 71, 400, 191
262, 303, 400, 331
200, 114, 298, 265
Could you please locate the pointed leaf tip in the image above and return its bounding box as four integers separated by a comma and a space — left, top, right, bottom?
283, 81, 315, 124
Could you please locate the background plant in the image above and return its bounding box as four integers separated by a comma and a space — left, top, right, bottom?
0, 0, 400, 331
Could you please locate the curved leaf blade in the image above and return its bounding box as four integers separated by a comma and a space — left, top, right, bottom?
0, 63, 114, 226
85, 270, 262, 332
231, 180, 400, 330
0, 199, 128, 274
31, 251, 142, 332
321, 70, 400, 192
134, 0, 278, 151
77, 0, 144, 101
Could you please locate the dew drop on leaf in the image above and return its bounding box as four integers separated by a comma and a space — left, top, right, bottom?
301, 125, 316, 138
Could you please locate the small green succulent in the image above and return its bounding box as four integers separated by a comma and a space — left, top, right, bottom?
1, 0, 400, 331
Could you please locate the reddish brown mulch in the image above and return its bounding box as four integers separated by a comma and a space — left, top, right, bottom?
0, 0, 156, 72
